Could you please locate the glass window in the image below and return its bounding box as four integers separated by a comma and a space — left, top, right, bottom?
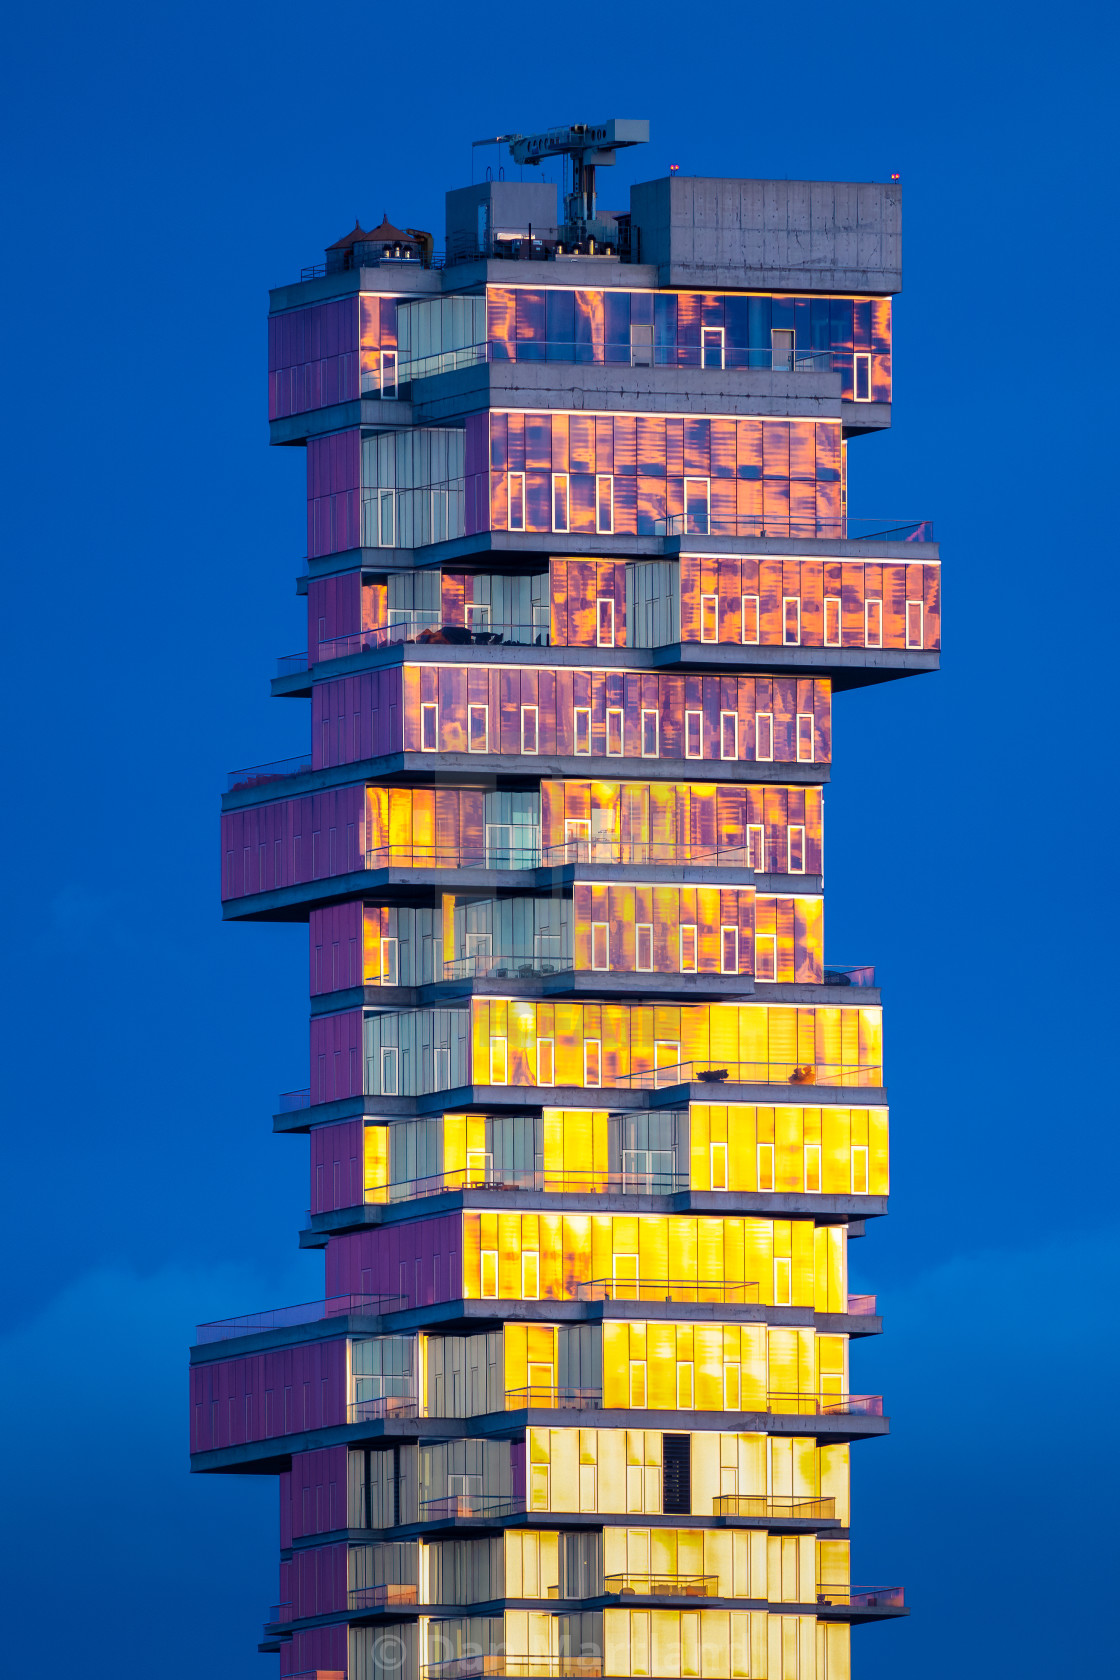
853, 352, 872, 400
755, 713, 774, 761
420, 702, 438, 751
552, 472, 570, 533
720, 712, 738, 760
679, 925, 697, 973
700, 594, 718, 643
756, 934, 777, 981
521, 705, 538, 754
573, 707, 591, 754
606, 707, 624, 756
701, 327, 724, 370
906, 600, 924, 649
381, 1046, 399, 1094
380, 937, 399, 987
481, 1250, 498, 1298
757, 1142, 775, 1191
741, 595, 760, 645
710, 1140, 728, 1190
685, 710, 702, 759
787, 825, 806, 873
865, 598, 882, 648
508, 472, 526, 531
824, 597, 842, 646
804, 1144, 822, 1193
597, 597, 616, 647
783, 597, 801, 645
747, 824, 766, 871
683, 478, 710, 536
591, 923, 610, 970
584, 1039, 602, 1087
635, 925, 653, 971
641, 710, 659, 757
489, 1036, 507, 1084
796, 714, 814, 762
596, 476, 614, 534
720, 927, 739, 974
468, 704, 489, 753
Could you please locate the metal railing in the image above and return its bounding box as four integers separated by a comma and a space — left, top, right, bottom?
364, 1166, 688, 1203
365, 843, 542, 873
713, 1494, 837, 1520
818, 1584, 904, 1609
655, 514, 931, 543
421, 1660, 602, 1680
277, 1088, 311, 1112
226, 752, 312, 793
419, 1494, 527, 1521
275, 651, 310, 677
347, 1394, 420, 1424
766, 1392, 884, 1417
347, 1582, 419, 1611
822, 964, 876, 988
846, 1293, 878, 1315
195, 1292, 400, 1343
267, 1602, 292, 1624
318, 620, 549, 661
363, 839, 771, 872
392, 340, 872, 384
617, 1060, 882, 1091
575, 1277, 759, 1305
504, 1386, 602, 1411
443, 953, 575, 981
604, 1573, 718, 1598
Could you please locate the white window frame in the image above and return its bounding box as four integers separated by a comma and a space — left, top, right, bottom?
676, 1361, 695, 1409
606, 707, 624, 756
591, 922, 610, 971
584, 1038, 602, 1088
796, 714, 814, 763
747, 824, 766, 872
864, 598, 883, 648
537, 1037, 555, 1086
655, 1040, 682, 1086
420, 701, 439, 752
507, 471, 526, 532
380, 936, 399, 987
380, 1045, 399, 1095
480, 1249, 499, 1298
684, 709, 703, 759
741, 594, 760, 645
853, 351, 872, 401
701, 326, 725, 369
755, 712, 774, 762
468, 703, 489, 753
679, 924, 698, 974
783, 597, 801, 646
683, 477, 711, 536
700, 594, 719, 643
755, 932, 777, 982
552, 472, 570, 533
804, 1143, 822, 1194
720, 711, 738, 761
573, 707, 591, 755
906, 599, 924, 649
720, 926, 739, 974
635, 924, 654, 972
823, 596, 842, 647
851, 1145, 870, 1195
378, 489, 396, 548
774, 1256, 792, 1306
596, 475, 614, 535
489, 1035, 508, 1085
641, 709, 659, 758
379, 348, 398, 399
787, 825, 806, 874
756, 1142, 775, 1192
629, 1360, 647, 1406
521, 704, 539, 754
710, 1140, 728, 1191
597, 597, 616, 647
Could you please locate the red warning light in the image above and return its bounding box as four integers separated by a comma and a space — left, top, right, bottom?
669, 163, 680, 173
890, 172, 901, 181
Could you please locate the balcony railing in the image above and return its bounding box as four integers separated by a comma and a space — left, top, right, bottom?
617, 1060, 882, 1091
541, 839, 759, 869
226, 752, 312, 793
822, 964, 876, 988
347, 1582, 419, 1611
364, 1165, 688, 1204
604, 1573, 718, 1598
277, 1087, 311, 1112
347, 1394, 420, 1424
318, 619, 550, 661
275, 651, 310, 677
443, 954, 575, 981
713, 1494, 837, 1521
361, 839, 768, 873
653, 514, 931, 543
504, 1386, 603, 1411
365, 843, 542, 872
195, 1292, 400, 1343
421, 1660, 602, 1680
267, 1602, 292, 1624
575, 1277, 759, 1305
391, 340, 865, 385
766, 1392, 884, 1417
419, 1494, 527, 1521
845, 1293, 878, 1315
817, 1584, 905, 1609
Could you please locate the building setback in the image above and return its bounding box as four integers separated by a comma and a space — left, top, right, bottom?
192, 122, 931, 1680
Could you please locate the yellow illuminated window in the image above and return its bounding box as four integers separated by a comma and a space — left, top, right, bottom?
720, 712, 738, 760
774, 1257, 792, 1305
565, 819, 590, 851
508, 471, 526, 531
592, 923, 610, 970
573, 708, 591, 754
529, 1361, 553, 1397
607, 708, 624, 756
530, 1464, 549, 1509
720, 927, 739, 974
380, 937, 398, 987
796, 714, 814, 762
741, 594, 760, 645
865, 598, 882, 648
821, 1370, 845, 1403
853, 351, 872, 400
552, 472, 570, 532
630, 1361, 647, 1406
747, 824, 766, 870
757, 1142, 775, 1191
420, 702, 438, 751
522, 1251, 540, 1300
679, 925, 697, 973
636, 925, 653, 971
641, 710, 659, 757
783, 597, 801, 645
824, 597, 842, 647
615, 1253, 639, 1297
597, 596, 616, 646
756, 933, 776, 981
481, 1250, 498, 1298
655, 1041, 681, 1085
710, 1140, 728, 1190
537, 1038, 554, 1086
804, 1144, 822, 1193
584, 1039, 602, 1087
596, 476, 614, 535
685, 710, 702, 758
755, 713, 773, 761
701, 594, 718, 642
724, 1365, 741, 1410
466, 1149, 491, 1186
676, 1362, 694, 1408
906, 599, 924, 648
489, 1036, 507, 1084
852, 1146, 869, 1194
788, 826, 806, 873
521, 705, 539, 754
380, 1046, 399, 1094
468, 704, 489, 753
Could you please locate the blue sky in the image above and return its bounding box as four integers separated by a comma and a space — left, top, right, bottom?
2, 1, 1117, 1674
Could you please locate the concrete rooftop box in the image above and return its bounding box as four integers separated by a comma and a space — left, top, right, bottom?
446, 179, 559, 261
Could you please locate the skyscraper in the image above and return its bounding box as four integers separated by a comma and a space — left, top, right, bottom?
192, 124, 933, 1680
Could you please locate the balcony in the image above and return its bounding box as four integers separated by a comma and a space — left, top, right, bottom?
604, 1573, 718, 1598
618, 1059, 882, 1091
575, 1278, 759, 1305
278, 1087, 311, 1113
818, 1584, 905, 1610
386, 340, 868, 392
655, 515, 932, 543
822, 964, 876, 988
419, 1494, 527, 1521
713, 1495, 837, 1521
361, 840, 765, 873
364, 1165, 688, 1204
443, 953, 575, 982
319, 619, 550, 661
504, 1386, 603, 1411
348, 1583, 419, 1611
275, 651, 310, 677
366, 843, 542, 873
347, 1394, 420, 1424
267, 1601, 292, 1624
226, 752, 312, 794
195, 1292, 402, 1344
421, 1661, 602, 1680
846, 1293, 878, 1315
766, 1392, 884, 1417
